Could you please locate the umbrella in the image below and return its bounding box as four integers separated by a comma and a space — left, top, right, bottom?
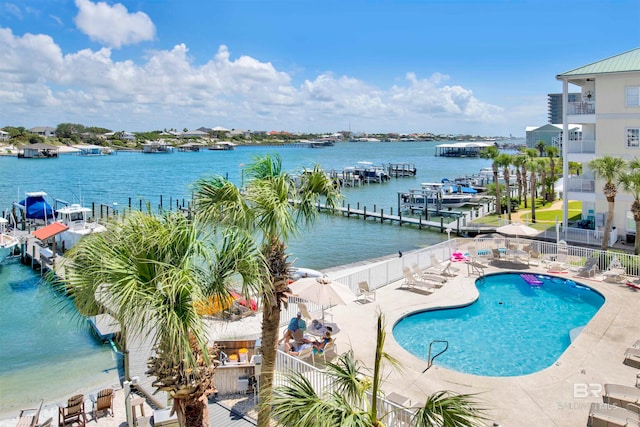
289, 276, 354, 320
496, 222, 539, 237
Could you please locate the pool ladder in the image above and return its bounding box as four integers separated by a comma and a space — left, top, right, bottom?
423, 340, 448, 373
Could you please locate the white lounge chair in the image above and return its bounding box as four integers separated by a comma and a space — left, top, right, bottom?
411, 264, 447, 283
587, 402, 640, 426
401, 267, 437, 293
603, 257, 628, 283
624, 347, 640, 368
428, 254, 460, 277
603, 384, 640, 409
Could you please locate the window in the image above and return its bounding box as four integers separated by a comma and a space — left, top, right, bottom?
626, 86, 640, 107
627, 128, 640, 148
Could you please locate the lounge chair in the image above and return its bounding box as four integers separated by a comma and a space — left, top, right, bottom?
603, 384, 640, 409
577, 257, 600, 278
587, 402, 640, 426
357, 281, 376, 303
411, 264, 447, 283
58, 394, 86, 427
90, 388, 114, 420
604, 267, 628, 283
466, 258, 487, 277
16, 400, 43, 427
624, 347, 640, 368
527, 249, 542, 266
428, 254, 460, 277
401, 267, 436, 293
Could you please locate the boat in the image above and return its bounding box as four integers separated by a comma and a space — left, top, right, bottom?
208, 141, 237, 151
400, 183, 473, 209
55, 204, 107, 250
0, 217, 19, 262
13, 191, 56, 223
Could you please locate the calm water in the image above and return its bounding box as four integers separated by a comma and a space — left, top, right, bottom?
392, 273, 604, 376
0, 140, 507, 413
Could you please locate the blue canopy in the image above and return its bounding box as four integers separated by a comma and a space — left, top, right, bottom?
18, 195, 56, 220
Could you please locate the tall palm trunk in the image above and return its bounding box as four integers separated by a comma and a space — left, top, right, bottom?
632, 200, 640, 255
503, 168, 512, 220
493, 168, 501, 215
515, 167, 523, 205
530, 172, 537, 223
258, 238, 290, 427
522, 166, 528, 209
549, 157, 557, 202
603, 183, 617, 250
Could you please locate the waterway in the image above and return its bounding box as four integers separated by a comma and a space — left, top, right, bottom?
0, 140, 515, 414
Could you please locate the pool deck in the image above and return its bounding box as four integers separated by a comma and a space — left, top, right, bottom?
324, 254, 640, 427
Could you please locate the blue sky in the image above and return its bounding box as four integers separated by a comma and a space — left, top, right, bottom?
1, 0, 639, 136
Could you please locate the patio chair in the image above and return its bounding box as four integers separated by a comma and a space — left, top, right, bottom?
58, 394, 86, 427
527, 249, 542, 267
90, 388, 114, 420
604, 267, 628, 283
490, 248, 502, 261
548, 250, 570, 273
624, 347, 640, 368
603, 384, 640, 409
401, 267, 436, 294
577, 257, 600, 278
587, 402, 640, 426
16, 400, 43, 427
357, 281, 376, 303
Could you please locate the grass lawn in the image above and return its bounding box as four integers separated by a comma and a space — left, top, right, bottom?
471, 200, 582, 227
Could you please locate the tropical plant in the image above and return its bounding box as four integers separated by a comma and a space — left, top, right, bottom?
61, 210, 266, 426
588, 155, 627, 249
480, 146, 502, 214
619, 158, 640, 254
496, 153, 513, 220
193, 154, 342, 427
521, 148, 538, 209
526, 158, 542, 223
537, 158, 548, 204
545, 145, 560, 202
272, 313, 486, 427
535, 140, 546, 157
511, 155, 527, 205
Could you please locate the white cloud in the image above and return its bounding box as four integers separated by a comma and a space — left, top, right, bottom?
74, 0, 155, 48
0, 28, 513, 134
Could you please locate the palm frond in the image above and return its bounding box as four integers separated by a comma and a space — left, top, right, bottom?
413, 391, 487, 427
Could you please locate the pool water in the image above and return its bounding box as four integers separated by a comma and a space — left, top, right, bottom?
392, 273, 605, 376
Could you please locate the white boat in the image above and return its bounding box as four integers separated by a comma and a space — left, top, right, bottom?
0, 217, 19, 262
420, 183, 473, 208
55, 204, 107, 250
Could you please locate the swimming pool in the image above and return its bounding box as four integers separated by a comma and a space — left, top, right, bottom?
392, 272, 605, 376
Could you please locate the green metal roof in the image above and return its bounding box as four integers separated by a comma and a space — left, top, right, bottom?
557, 47, 640, 78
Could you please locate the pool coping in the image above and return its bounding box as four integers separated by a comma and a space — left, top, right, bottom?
327, 259, 640, 427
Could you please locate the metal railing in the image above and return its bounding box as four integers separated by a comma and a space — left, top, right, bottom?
568, 101, 596, 115
567, 177, 596, 193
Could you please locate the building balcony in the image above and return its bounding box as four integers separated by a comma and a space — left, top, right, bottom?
567, 139, 596, 154
567, 177, 595, 193
567, 101, 595, 115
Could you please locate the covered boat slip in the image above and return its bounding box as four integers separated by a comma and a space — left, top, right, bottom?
434, 141, 492, 157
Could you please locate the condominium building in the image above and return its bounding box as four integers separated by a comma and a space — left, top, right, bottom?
557, 47, 640, 243
547, 93, 580, 124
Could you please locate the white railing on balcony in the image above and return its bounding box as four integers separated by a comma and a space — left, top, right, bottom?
567, 177, 595, 193
567, 139, 596, 154
568, 101, 596, 115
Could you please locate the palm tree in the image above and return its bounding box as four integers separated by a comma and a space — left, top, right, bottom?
511, 155, 527, 206
545, 145, 560, 202
588, 155, 627, 250
521, 148, 538, 210
496, 153, 513, 220
535, 140, 546, 157
272, 312, 486, 427
538, 158, 548, 204
619, 158, 640, 255
480, 146, 502, 214
193, 154, 341, 427
61, 211, 265, 426
526, 158, 542, 223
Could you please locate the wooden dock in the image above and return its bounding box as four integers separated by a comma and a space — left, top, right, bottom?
316, 203, 466, 234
